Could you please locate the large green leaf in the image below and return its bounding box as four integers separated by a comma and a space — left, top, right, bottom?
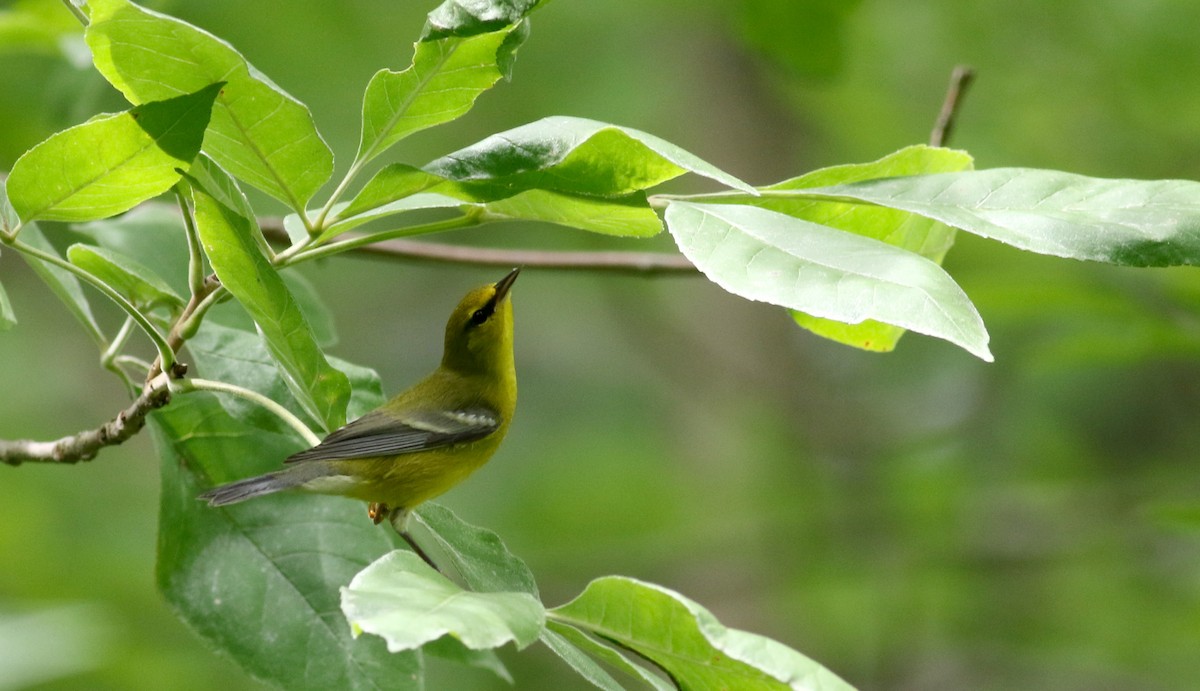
86, 0, 333, 212
424, 116, 756, 198
6, 83, 219, 222
665, 201, 992, 361
66, 244, 183, 310
356, 11, 533, 163
732, 145, 974, 352
341, 550, 544, 652
151, 393, 417, 690
189, 179, 351, 430
804, 168, 1200, 267
549, 577, 855, 691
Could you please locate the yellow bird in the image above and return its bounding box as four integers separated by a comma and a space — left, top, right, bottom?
200, 268, 519, 562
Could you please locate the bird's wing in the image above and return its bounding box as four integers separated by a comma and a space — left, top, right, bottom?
284, 406, 501, 463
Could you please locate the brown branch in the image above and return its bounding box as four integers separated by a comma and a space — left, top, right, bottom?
1, 374, 172, 466
257, 221, 699, 275
930, 65, 975, 147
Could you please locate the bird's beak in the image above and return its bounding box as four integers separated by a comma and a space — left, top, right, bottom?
493, 267, 520, 303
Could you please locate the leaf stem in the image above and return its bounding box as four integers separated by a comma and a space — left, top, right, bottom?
175, 187, 207, 298
60, 0, 88, 27
175, 378, 321, 446
9, 238, 177, 373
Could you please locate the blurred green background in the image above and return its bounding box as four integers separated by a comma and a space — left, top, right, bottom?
3, 0, 1200, 688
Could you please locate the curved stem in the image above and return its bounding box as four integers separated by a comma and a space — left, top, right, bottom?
175, 187, 207, 297
176, 378, 322, 446
10, 238, 176, 373
312, 159, 367, 232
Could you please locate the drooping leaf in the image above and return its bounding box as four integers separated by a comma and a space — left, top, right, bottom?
6, 83, 220, 222
188, 179, 351, 430
412, 502, 538, 596
732, 145, 974, 352
425, 116, 756, 198
151, 393, 417, 690
66, 244, 183, 310
357, 13, 534, 163
187, 322, 382, 436
665, 201, 992, 361
342, 550, 545, 653
804, 168, 1200, 267
550, 577, 855, 691
86, 0, 333, 212
543, 621, 672, 691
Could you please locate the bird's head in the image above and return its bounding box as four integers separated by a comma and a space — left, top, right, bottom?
442, 268, 520, 375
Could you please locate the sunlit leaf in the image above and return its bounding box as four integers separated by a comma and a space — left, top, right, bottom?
805, 168, 1200, 267
665, 201, 992, 360
67, 244, 183, 310
189, 179, 351, 430
550, 577, 855, 691
6, 83, 219, 222
87, 0, 333, 212
425, 116, 756, 198
342, 550, 545, 652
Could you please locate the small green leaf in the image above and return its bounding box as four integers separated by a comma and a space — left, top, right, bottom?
6, 83, 220, 223
87, 0, 332, 212
481, 190, 663, 237
665, 201, 992, 361
152, 394, 417, 691
422, 0, 542, 40
414, 503, 538, 596
67, 244, 184, 310
189, 180, 351, 430
426, 116, 755, 198
357, 8, 535, 163
543, 621, 672, 691
0, 280, 15, 331
342, 550, 545, 652
550, 577, 855, 691
806, 168, 1200, 267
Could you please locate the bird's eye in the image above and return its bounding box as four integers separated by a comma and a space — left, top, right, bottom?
468, 308, 490, 327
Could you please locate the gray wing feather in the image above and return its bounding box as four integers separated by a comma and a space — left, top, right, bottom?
285, 407, 500, 463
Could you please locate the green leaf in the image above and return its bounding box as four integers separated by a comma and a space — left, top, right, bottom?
480, 190, 663, 237
187, 322, 383, 436
86, 0, 333, 212
0, 280, 15, 331
665, 201, 992, 361
804, 168, 1200, 267
66, 244, 184, 310
340, 164, 444, 220
15, 224, 104, 345
6, 83, 220, 223
72, 205, 190, 298
423, 0, 542, 40
743, 145, 974, 352
342, 550, 545, 652
189, 180, 351, 430
425, 116, 756, 198
151, 393, 418, 690
543, 621, 672, 691
550, 577, 855, 691
356, 8, 534, 163
538, 626, 629, 691
413, 503, 538, 596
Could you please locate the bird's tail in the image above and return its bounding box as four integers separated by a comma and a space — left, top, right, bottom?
198, 466, 317, 506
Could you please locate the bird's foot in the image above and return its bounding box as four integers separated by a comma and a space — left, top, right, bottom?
368, 502, 389, 524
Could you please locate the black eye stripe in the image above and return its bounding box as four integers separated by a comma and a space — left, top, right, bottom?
467, 297, 497, 327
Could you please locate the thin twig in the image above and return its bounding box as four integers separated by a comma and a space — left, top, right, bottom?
259, 221, 698, 274
930, 65, 975, 147
0, 374, 172, 465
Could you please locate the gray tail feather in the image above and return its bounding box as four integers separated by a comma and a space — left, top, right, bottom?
198, 467, 314, 506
